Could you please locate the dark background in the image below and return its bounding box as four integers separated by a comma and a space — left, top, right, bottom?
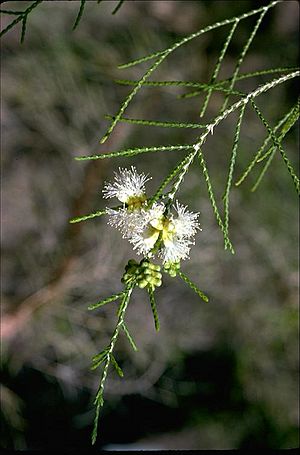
1, 0, 299, 450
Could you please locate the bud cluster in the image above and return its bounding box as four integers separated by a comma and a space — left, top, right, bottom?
122, 259, 162, 290
163, 261, 180, 277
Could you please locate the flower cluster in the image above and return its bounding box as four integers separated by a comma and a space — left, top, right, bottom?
103, 167, 201, 264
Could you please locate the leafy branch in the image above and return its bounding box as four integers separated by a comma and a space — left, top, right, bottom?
101, 1, 280, 144
65, 0, 299, 444
91, 284, 134, 445
0, 0, 126, 42
0, 0, 42, 43
88, 259, 206, 443
235, 99, 300, 189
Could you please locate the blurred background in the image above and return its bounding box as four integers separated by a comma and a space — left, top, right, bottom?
1, 0, 299, 450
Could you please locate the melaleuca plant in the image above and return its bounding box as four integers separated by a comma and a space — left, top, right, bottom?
68, 1, 299, 443
73, 165, 209, 443
2, 0, 298, 446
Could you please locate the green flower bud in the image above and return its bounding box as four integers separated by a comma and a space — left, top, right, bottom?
138, 279, 148, 289
128, 259, 138, 266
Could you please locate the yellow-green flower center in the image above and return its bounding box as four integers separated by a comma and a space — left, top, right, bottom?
126, 194, 147, 211
147, 216, 176, 250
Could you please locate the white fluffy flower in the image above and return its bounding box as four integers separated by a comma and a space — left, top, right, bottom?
129, 201, 200, 263
106, 207, 143, 239
159, 236, 194, 263
172, 201, 201, 238
103, 167, 200, 264
102, 166, 150, 205
128, 203, 166, 255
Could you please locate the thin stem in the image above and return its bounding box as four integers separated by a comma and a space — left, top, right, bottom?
197, 147, 234, 254
148, 287, 160, 331
102, 2, 279, 143
116, 67, 299, 93
235, 108, 292, 186
250, 148, 277, 192
112, 0, 125, 15
257, 99, 300, 162
104, 114, 207, 130
75, 144, 194, 161
223, 104, 246, 249
20, 16, 27, 43
100, 55, 169, 143
200, 19, 239, 117
0, 10, 27, 15
167, 152, 198, 202
251, 101, 300, 194
196, 72, 299, 147
148, 150, 196, 206
0, 0, 43, 40
178, 271, 209, 302
116, 78, 243, 96
92, 285, 134, 445
122, 322, 138, 351
72, 0, 86, 30
118, 1, 279, 69
69, 209, 111, 223
149, 73, 298, 218
88, 292, 125, 311
221, 6, 268, 112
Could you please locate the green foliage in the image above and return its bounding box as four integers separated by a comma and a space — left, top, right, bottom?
223, 104, 246, 248
148, 287, 160, 331
68, 0, 299, 443
72, 0, 87, 31
88, 292, 125, 311
0, 0, 42, 43
178, 271, 209, 303
111, 0, 125, 16
4, 0, 297, 446
0, 0, 126, 41
250, 100, 299, 195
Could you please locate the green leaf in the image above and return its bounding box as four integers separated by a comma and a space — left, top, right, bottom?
111, 0, 125, 15
105, 114, 207, 130
221, 7, 269, 112
251, 100, 300, 195
72, 0, 86, 30
200, 19, 239, 117
122, 322, 138, 352
75, 144, 194, 161
117, 2, 279, 69
178, 271, 209, 303
222, 104, 246, 249
148, 287, 160, 331
88, 292, 125, 311
197, 147, 235, 254
110, 354, 124, 377
91, 349, 109, 370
